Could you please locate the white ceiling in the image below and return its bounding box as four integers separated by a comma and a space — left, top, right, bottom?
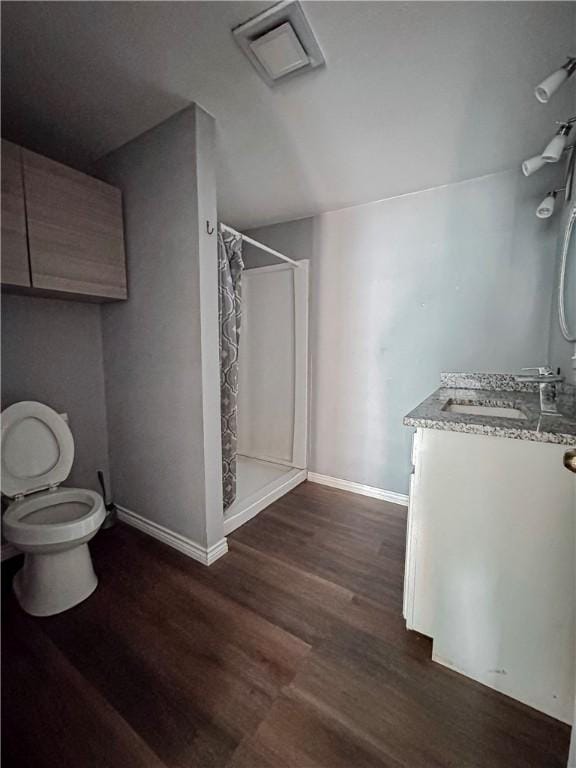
2, 1, 575, 229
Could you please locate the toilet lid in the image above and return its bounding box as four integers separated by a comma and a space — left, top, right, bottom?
1, 402, 74, 498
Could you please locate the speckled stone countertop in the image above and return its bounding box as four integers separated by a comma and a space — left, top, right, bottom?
404, 373, 576, 445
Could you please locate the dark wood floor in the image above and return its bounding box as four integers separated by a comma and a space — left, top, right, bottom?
2, 481, 571, 767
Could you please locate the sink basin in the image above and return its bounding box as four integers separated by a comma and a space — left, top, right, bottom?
443, 402, 527, 419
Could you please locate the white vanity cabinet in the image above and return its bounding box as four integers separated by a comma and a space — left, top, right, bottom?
403, 427, 575, 723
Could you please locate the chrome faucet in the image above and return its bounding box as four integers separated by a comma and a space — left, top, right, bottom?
515, 366, 564, 415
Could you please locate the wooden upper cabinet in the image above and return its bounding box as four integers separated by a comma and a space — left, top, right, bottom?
22, 148, 127, 300
1, 140, 31, 287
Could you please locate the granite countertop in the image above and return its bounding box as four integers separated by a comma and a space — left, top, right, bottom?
404, 373, 576, 446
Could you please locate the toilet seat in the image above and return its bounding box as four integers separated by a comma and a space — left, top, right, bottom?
1, 401, 74, 498
3, 488, 105, 547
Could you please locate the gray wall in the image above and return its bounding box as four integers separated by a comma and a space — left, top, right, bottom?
94, 106, 223, 545
194, 105, 225, 550
242, 218, 315, 269
247, 168, 558, 496
1, 295, 110, 493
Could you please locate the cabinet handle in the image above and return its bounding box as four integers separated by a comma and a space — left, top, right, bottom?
563, 448, 576, 474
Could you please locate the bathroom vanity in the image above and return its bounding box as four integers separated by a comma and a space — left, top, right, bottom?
403, 373, 576, 723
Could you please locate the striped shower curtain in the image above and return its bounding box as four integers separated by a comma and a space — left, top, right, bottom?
218, 232, 244, 509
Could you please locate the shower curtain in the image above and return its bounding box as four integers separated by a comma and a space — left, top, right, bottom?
218, 232, 244, 509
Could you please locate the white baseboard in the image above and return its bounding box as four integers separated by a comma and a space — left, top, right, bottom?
224, 468, 307, 535
1, 542, 20, 561
307, 472, 409, 506
117, 506, 228, 566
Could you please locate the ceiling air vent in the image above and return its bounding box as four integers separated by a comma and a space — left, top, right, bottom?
233, 0, 325, 86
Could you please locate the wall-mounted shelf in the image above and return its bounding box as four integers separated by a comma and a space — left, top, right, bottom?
1, 140, 127, 302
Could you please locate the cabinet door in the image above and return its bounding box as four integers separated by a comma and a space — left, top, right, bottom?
412, 429, 574, 722
1, 140, 30, 287
23, 149, 127, 300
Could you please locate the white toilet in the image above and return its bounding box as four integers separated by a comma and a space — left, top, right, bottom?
1, 401, 105, 616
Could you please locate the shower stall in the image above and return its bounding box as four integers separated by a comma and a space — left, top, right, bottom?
219, 226, 309, 534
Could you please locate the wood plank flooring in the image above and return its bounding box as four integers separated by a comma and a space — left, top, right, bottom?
2, 481, 571, 767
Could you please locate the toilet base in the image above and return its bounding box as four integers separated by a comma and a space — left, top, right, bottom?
13, 543, 98, 616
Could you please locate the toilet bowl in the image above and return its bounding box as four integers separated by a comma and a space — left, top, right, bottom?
1, 401, 105, 616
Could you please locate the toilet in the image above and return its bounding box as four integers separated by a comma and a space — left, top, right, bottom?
1, 401, 105, 616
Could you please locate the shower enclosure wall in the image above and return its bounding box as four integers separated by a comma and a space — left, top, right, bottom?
223, 259, 309, 534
